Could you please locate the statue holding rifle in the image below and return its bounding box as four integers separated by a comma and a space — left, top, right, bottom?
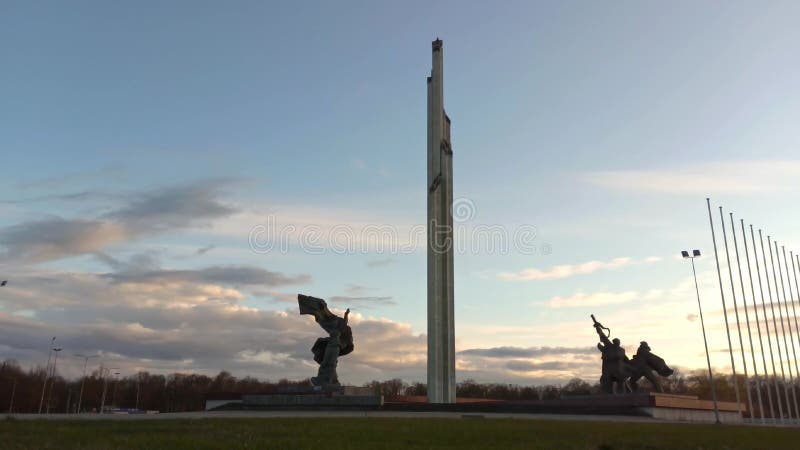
591, 314, 674, 394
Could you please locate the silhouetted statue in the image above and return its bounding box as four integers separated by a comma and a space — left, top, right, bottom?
629, 341, 674, 392
591, 315, 673, 394
298, 294, 353, 387
593, 315, 629, 394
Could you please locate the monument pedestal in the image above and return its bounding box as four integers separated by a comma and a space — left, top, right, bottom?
640, 392, 743, 423
383, 392, 744, 423
534, 392, 744, 423
206, 386, 383, 411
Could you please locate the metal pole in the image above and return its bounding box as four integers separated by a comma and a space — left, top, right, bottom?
720, 209, 753, 418
8, 379, 15, 414
707, 200, 743, 415
136, 375, 141, 411
46, 348, 61, 414
792, 253, 800, 359
99, 367, 118, 414
791, 252, 800, 412
784, 248, 800, 425
789, 251, 800, 425
77, 356, 88, 414
752, 225, 783, 422
731, 215, 764, 422
75, 354, 97, 414
111, 372, 120, 408
768, 237, 796, 419
742, 220, 772, 422
761, 231, 790, 423
38, 337, 55, 414
691, 256, 721, 423
778, 244, 800, 421
100, 367, 108, 414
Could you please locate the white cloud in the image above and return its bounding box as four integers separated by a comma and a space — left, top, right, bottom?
540, 271, 700, 309
499, 256, 660, 281
582, 160, 800, 195
546, 291, 640, 308
0, 266, 424, 384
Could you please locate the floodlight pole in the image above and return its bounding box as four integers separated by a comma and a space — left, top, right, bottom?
136, 374, 141, 411
100, 367, 108, 414
75, 354, 98, 414
99, 366, 119, 414
38, 337, 56, 414
683, 249, 721, 424
8, 378, 15, 414
46, 348, 62, 414
111, 372, 121, 408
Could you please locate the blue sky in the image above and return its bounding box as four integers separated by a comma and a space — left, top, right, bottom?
2, 1, 800, 385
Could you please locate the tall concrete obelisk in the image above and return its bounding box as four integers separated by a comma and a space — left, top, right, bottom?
427, 38, 455, 404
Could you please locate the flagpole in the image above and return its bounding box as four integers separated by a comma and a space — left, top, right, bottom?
753, 227, 784, 422
707, 199, 743, 416
720, 209, 753, 418
731, 215, 764, 422
742, 220, 773, 422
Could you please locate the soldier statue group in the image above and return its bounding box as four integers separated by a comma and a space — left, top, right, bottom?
592, 314, 674, 394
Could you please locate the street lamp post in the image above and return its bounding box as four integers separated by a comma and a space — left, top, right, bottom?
135, 373, 142, 411
46, 347, 62, 414
111, 372, 121, 408
8, 378, 15, 414
75, 354, 99, 414
38, 337, 56, 414
682, 249, 722, 424
99, 367, 119, 414
0, 285, 9, 413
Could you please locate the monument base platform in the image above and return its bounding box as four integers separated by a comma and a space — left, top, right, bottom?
206, 386, 383, 411
383, 393, 743, 423
207, 391, 742, 423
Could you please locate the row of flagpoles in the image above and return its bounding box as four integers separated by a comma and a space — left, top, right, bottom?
706, 198, 800, 425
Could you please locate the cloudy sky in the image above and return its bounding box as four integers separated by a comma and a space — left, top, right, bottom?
2, 1, 800, 386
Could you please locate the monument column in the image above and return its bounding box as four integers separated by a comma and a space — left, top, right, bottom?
427, 38, 455, 403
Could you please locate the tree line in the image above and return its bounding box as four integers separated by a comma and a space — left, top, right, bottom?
1, 359, 794, 417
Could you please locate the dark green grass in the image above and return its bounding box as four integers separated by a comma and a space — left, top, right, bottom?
1, 416, 796, 450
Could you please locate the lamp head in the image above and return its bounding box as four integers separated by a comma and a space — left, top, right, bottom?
681, 251, 690, 258
693, 249, 701, 257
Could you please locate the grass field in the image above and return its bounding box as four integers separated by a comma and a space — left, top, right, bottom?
1, 416, 796, 449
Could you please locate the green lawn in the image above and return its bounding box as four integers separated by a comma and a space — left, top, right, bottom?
1, 417, 796, 449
